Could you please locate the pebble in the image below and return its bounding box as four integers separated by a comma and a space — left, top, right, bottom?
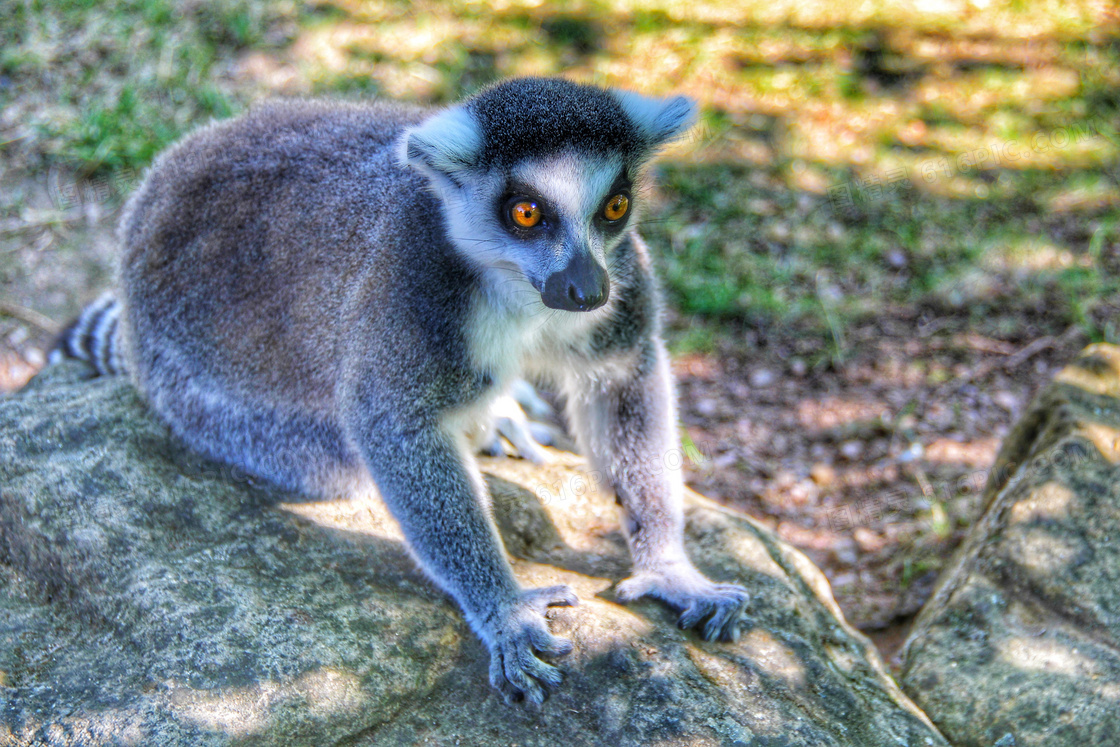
695, 398, 719, 417
790, 358, 808, 377
897, 442, 923, 463
750, 368, 776, 388
992, 391, 1019, 412
774, 469, 798, 489
853, 527, 887, 553
767, 222, 791, 241
711, 452, 739, 470
788, 479, 819, 507
810, 463, 836, 487
839, 441, 864, 460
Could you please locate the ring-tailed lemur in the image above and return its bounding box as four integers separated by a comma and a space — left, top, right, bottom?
54, 77, 750, 705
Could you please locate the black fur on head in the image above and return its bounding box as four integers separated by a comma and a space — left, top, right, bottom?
401, 77, 697, 183
468, 77, 641, 168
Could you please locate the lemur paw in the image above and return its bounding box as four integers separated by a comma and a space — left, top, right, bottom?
487, 585, 578, 705
476, 382, 559, 464
509, 378, 554, 421
617, 563, 749, 643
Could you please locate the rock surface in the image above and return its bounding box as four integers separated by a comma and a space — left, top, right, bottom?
901, 343, 1120, 747
0, 362, 946, 746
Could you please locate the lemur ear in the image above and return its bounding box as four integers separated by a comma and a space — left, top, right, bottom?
613, 90, 698, 149
398, 105, 481, 180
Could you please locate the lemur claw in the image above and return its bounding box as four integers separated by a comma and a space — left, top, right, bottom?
618, 566, 749, 644
487, 585, 578, 705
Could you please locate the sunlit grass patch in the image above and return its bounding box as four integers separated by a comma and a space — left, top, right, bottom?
0, 0, 299, 172
644, 152, 1119, 349
0, 0, 1116, 350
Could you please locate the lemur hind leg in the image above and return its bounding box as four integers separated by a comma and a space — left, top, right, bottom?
141, 363, 358, 497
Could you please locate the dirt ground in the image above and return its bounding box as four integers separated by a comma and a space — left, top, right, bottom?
670, 310, 1086, 664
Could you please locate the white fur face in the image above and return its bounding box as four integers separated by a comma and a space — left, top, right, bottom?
417, 149, 637, 314
397, 81, 698, 389
397, 84, 694, 322
441, 150, 638, 382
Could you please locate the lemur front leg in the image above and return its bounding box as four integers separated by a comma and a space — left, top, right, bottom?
355, 418, 576, 704
563, 341, 749, 642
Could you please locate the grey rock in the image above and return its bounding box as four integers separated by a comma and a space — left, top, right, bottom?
1, 362, 946, 746
901, 343, 1120, 747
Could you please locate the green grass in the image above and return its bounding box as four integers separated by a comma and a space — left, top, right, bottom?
1, 0, 1117, 350
644, 155, 1119, 348
0, 0, 299, 173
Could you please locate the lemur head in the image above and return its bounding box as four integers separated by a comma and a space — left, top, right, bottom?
400, 78, 696, 312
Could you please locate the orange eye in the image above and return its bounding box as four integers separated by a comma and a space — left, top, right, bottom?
603, 193, 629, 222
510, 200, 542, 228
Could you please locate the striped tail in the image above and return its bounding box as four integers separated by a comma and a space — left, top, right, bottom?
49, 292, 126, 376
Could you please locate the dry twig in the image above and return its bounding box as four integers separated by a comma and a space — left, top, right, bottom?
0, 302, 60, 335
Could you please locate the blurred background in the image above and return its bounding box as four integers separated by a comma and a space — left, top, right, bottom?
1, 0, 1117, 663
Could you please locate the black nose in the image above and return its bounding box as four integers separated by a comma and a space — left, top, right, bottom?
541, 254, 610, 312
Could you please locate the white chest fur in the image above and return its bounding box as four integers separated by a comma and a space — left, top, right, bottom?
464, 270, 614, 388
